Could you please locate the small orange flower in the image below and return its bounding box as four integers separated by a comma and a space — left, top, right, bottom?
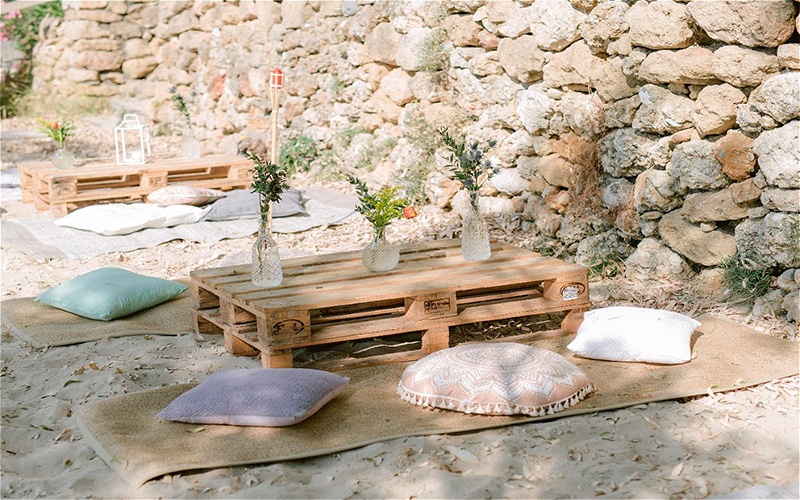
51, 122, 60, 130
403, 206, 417, 219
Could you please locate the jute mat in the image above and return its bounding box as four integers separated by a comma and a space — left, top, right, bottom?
75, 315, 799, 487
0, 281, 193, 347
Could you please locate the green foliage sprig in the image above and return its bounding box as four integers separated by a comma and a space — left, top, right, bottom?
36, 118, 75, 148
279, 135, 317, 174
1, 59, 31, 117
437, 126, 497, 192
718, 251, 773, 301
169, 86, 194, 123
347, 175, 410, 229
246, 152, 290, 222
417, 28, 449, 78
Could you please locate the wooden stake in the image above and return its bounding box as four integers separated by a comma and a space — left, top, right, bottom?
269, 70, 282, 232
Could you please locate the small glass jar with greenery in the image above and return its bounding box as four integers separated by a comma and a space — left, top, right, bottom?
37, 118, 76, 169
437, 126, 497, 261
170, 86, 200, 158
246, 152, 290, 287
348, 175, 416, 272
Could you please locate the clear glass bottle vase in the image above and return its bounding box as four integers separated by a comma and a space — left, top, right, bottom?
362, 225, 400, 272
52, 147, 75, 169
252, 216, 283, 288
180, 118, 201, 159
461, 191, 491, 261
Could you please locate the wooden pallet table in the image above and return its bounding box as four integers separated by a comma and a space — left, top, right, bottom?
18, 154, 252, 217
191, 239, 590, 371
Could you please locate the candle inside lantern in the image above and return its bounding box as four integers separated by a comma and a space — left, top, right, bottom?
270, 68, 283, 89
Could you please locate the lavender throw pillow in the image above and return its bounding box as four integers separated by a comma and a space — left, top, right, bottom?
157, 369, 350, 427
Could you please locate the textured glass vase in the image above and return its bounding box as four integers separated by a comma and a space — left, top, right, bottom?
180, 118, 201, 159
252, 219, 283, 287
52, 147, 75, 169
461, 191, 491, 261
362, 226, 400, 272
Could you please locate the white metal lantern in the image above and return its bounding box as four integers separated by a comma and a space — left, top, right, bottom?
115, 114, 151, 165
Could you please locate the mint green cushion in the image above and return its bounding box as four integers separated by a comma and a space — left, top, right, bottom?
35, 267, 187, 321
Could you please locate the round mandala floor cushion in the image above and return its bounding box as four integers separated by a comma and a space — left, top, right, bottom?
398, 343, 592, 416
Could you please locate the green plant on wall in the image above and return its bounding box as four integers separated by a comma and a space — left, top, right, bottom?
0, 59, 31, 118
279, 135, 317, 174
786, 217, 800, 263
586, 251, 627, 279
357, 136, 398, 172
334, 126, 365, 149
391, 105, 441, 203
307, 126, 364, 180
718, 251, 773, 301
417, 28, 449, 83
328, 76, 345, 100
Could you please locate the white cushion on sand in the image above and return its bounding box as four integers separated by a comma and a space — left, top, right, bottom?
567, 306, 700, 364
55, 203, 209, 236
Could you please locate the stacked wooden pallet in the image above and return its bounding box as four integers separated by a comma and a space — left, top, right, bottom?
18, 154, 252, 217
190, 239, 590, 371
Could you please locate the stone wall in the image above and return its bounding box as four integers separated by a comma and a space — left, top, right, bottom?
32, 0, 800, 304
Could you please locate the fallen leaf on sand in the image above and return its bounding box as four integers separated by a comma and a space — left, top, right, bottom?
443, 445, 478, 464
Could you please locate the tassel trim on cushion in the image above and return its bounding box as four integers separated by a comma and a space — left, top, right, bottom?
397, 381, 594, 416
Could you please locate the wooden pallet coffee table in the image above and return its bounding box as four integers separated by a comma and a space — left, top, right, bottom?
191, 239, 590, 371
18, 154, 251, 217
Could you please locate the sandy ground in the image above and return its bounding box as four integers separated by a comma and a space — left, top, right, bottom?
1, 117, 799, 499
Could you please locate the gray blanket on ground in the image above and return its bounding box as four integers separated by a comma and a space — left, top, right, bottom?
1, 187, 357, 260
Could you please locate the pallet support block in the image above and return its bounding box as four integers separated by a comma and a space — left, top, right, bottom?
405, 292, 457, 320
219, 295, 256, 325
141, 172, 168, 189
49, 203, 69, 218
561, 307, 587, 333
50, 178, 78, 200
261, 349, 293, 369
192, 286, 220, 310
422, 325, 450, 353
194, 311, 222, 335
257, 310, 311, 349
224, 330, 259, 356
543, 272, 589, 304
227, 166, 251, 180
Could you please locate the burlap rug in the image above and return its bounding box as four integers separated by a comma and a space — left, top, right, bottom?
74, 315, 799, 487
0, 281, 193, 347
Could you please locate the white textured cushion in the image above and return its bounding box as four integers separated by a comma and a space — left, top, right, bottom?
567, 306, 701, 364
398, 343, 592, 416
55, 203, 209, 236
158, 369, 350, 427
146, 186, 226, 206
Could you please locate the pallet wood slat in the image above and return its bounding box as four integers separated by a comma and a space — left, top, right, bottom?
18, 154, 252, 217
190, 239, 590, 370
212, 244, 540, 293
